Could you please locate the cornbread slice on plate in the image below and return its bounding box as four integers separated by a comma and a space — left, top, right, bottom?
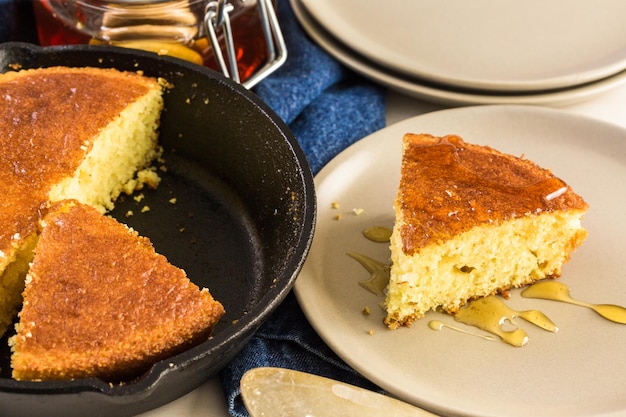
0, 66, 164, 337
10, 200, 225, 381
385, 133, 588, 329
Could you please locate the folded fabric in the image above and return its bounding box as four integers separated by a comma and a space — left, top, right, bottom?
220, 293, 385, 417
219, 1, 387, 416
253, 1, 386, 174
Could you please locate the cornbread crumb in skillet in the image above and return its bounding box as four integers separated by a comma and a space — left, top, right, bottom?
10, 200, 225, 381
384, 134, 588, 329
0, 66, 164, 338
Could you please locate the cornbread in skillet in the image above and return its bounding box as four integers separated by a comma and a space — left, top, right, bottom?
384, 133, 588, 329
10, 200, 225, 381
0, 66, 163, 338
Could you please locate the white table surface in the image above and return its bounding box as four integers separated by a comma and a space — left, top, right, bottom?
138, 82, 626, 417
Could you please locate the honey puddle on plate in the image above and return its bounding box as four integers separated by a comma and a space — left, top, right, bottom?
451, 295, 557, 347
349, 225, 626, 347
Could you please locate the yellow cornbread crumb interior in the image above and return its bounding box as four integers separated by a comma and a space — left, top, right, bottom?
385, 209, 587, 329
48, 85, 163, 212
0, 234, 38, 338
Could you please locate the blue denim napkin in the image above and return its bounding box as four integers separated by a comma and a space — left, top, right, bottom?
253, 1, 386, 174
220, 1, 386, 416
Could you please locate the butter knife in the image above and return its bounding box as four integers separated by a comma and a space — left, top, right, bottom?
240, 367, 440, 417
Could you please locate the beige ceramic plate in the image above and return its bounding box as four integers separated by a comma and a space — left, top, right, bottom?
299, 0, 626, 93
295, 106, 626, 417
291, 0, 626, 107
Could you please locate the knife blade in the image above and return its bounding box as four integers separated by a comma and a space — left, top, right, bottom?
240, 367, 440, 417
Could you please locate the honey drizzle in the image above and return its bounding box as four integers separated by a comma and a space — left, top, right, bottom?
348, 226, 393, 296
428, 319, 498, 341
453, 296, 558, 347
522, 281, 626, 324
346, 252, 389, 296
362, 226, 392, 243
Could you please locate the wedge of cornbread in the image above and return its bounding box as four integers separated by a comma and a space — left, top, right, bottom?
11, 200, 224, 381
385, 133, 588, 328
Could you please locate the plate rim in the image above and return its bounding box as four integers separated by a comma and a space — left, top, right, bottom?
298, 0, 626, 93
291, 0, 626, 107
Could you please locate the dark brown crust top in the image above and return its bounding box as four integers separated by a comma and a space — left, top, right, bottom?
398, 133, 588, 254
13, 200, 225, 381
0, 66, 158, 252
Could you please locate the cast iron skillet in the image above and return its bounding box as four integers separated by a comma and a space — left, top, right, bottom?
0, 42, 315, 417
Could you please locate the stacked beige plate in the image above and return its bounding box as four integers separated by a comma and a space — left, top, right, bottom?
291, 0, 626, 106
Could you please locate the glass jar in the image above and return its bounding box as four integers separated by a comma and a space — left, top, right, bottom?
33, 0, 285, 87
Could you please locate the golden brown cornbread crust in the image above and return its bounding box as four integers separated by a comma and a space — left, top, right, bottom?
11, 200, 225, 382
0, 66, 158, 193
397, 134, 588, 254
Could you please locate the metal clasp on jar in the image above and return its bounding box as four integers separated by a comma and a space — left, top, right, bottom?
204, 0, 286, 88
